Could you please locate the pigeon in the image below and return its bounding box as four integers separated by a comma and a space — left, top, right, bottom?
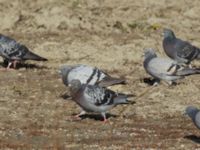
143, 48, 200, 85
60, 64, 125, 87
0, 34, 47, 69
162, 28, 200, 65
69, 79, 133, 122
185, 106, 200, 129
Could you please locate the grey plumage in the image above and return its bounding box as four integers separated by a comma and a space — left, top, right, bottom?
69, 79, 132, 121
60, 64, 125, 87
185, 106, 200, 129
0, 34, 47, 69
143, 48, 200, 85
162, 28, 200, 65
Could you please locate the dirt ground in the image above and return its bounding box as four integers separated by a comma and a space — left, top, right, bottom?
1, 0, 200, 149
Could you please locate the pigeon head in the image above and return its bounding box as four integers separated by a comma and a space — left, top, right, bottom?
69, 79, 82, 95
163, 28, 176, 39
185, 106, 199, 121
59, 65, 73, 85
59, 65, 73, 76
143, 48, 157, 59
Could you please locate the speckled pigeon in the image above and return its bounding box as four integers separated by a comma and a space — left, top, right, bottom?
0, 34, 47, 69
185, 106, 200, 130
69, 79, 133, 122
60, 64, 125, 87
143, 48, 200, 85
162, 28, 200, 65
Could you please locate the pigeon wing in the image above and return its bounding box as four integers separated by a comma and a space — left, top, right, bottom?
0, 35, 28, 60
147, 58, 176, 75
175, 39, 199, 62
68, 65, 106, 85
84, 85, 115, 106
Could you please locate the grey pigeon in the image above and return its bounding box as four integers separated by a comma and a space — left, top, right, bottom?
69, 79, 133, 122
185, 106, 200, 129
0, 34, 47, 69
60, 64, 125, 87
163, 28, 200, 65
143, 48, 200, 85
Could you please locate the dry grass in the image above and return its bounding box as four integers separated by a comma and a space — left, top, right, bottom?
1, 0, 200, 149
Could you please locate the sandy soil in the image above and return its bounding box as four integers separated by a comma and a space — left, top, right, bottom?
1, 0, 200, 149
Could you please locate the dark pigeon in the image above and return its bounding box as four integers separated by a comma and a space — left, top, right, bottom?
162, 28, 200, 66
0, 34, 47, 69
185, 106, 200, 129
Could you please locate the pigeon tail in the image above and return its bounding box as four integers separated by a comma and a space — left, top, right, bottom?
23, 51, 48, 61
98, 76, 126, 87
176, 68, 200, 76
196, 49, 200, 59
114, 93, 134, 105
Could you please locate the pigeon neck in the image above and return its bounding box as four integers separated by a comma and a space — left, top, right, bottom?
70, 84, 84, 99
70, 87, 80, 96
189, 110, 199, 122
145, 53, 157, 61
165, 33, 176, 41
144, 53, 157, 68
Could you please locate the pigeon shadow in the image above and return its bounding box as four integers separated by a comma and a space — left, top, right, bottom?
142, 77, 158, 86
60, 93, 71, 100
1, 61, 48, 70
18, 63, 48, 69
130, 101, 136, 105
184, 135, 200, 144
142, 77, 178, 86
73, 113, 117, 121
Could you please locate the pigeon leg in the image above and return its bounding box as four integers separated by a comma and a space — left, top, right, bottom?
68, 111, 86, 121
13, 60, 18, 69
101, 112, 107, 122
75, 110, 86, 118
164, 80, 176, 86
167, 81, 173, 85
153, 82, 159, 86
6, 62, 13, 70
188, 64, 193, 68
153, 79, 160, 86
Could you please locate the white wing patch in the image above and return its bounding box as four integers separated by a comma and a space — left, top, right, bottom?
68, 65, 106, 85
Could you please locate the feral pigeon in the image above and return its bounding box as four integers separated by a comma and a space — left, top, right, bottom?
60, 64, 125, 87
185, 106, 200, 129
143, 48, 200, 85
162, 28, 200, 65
0, 34, 47, 69
69, 79, 133, 122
